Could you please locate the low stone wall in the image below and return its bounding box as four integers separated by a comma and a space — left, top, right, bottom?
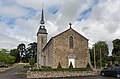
27, 71, 99, 78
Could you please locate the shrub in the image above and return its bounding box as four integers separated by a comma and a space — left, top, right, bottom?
29, 58, 35, 66
41, 66, 52, 71
86, 63, 91, 68
23, 65, 33, 68
41, 66, 51, 69
69, 62, 73, 69
57, 62, 62, 69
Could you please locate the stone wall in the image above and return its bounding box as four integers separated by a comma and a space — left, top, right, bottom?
27, 71, 99, 78
42, 28, 91, 68
43, 39, 53, 67
52, 28, 90, 68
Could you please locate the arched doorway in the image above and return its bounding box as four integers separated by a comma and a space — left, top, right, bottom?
68, 54, 76, 68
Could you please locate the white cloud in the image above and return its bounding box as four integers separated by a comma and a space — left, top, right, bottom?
72, 0, 120, 54
0, 5, 27, 18
16, 0, 63, 9
0, 0, 120, 55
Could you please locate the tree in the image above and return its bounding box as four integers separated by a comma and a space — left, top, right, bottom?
112, 39, 120, 56
5, 55, 15, 64
17, 43, 26, 62
0, 49, 15, 65
0, 49, 9, 63
89, 41, 109, 67
26, 42, 37, 62
10, 49, 20, 63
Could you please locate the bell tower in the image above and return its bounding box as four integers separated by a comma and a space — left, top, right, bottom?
37, 8, 47, 67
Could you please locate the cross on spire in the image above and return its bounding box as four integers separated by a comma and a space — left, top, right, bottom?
69, 23, 72, 28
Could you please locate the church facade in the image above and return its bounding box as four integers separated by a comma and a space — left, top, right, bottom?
37, 9, 91, 68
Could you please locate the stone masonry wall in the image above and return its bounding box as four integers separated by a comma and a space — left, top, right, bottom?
43, 39, 53, 67
27, 71, 99, 78
52, 28, 90, 68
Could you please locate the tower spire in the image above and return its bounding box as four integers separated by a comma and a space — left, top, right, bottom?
41, 9, 44, 22
37, 3, 47, 36
40, 4, 45, 24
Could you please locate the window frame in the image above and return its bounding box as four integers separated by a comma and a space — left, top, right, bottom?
69, 36, 74, 48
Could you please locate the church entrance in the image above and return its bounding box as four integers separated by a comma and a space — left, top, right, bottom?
69, 59, 75, 68
68, 54, 76, 68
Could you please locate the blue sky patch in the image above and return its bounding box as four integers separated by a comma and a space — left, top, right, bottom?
77, 0, 99, 21
0, 16, 15, 26
48, 5, 60, 14
0, 0, 16, 7
77, 8, 92, 21
21, 7, 37, 20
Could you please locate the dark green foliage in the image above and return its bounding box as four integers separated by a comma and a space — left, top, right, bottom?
23, 65, 33, 68
16, 42, 37, 63
41, 66, 51, 69
31, 67, 92, 71
10, 49, 20, 63
26, 42, 37, 62
69, 62, 73, 69
112, 39, 120, 56
89, 41, 109, 67
57, 62, 62, 69
108, 56, 120, 64
0, 49, 15, 65
29, 58, 35, 66
40, 66, 52, 71
17, 43, 26, 62
86, 63, 91, 68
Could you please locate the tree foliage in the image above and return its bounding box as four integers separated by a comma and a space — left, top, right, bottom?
26, 42, 37, 62
89, 41, 109, 66
0, 49, 15, 65
10, 49, 20, 63
112, 39, 120, 56
17, 43, 26, 62
29, 58, 35, 66
5, 55, 15, 64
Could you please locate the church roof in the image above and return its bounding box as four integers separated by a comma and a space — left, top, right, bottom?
42, 37, 53, 51
42, 27, 88, 51
53, 27, 88, 40
37, 26, 48, 35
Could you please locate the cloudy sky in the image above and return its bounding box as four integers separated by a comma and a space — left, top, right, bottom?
0, 0, 120, 55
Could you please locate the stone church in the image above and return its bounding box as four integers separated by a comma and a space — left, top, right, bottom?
37, 8, 91, 68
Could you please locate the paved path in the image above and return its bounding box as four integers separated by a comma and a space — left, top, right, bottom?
0, 74, 26, 79
0, 65, 26, 79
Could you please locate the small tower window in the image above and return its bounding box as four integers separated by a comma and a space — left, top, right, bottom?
69, 36, 74, 48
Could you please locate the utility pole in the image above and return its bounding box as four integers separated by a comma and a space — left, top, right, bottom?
100, 49, 102, 69
94, 46, 96, 69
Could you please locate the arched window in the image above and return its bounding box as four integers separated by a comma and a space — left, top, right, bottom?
69, 36, 74, 48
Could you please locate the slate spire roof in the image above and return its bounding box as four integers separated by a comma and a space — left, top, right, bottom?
37, 7, 47, 36
40, 8, 45, 24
